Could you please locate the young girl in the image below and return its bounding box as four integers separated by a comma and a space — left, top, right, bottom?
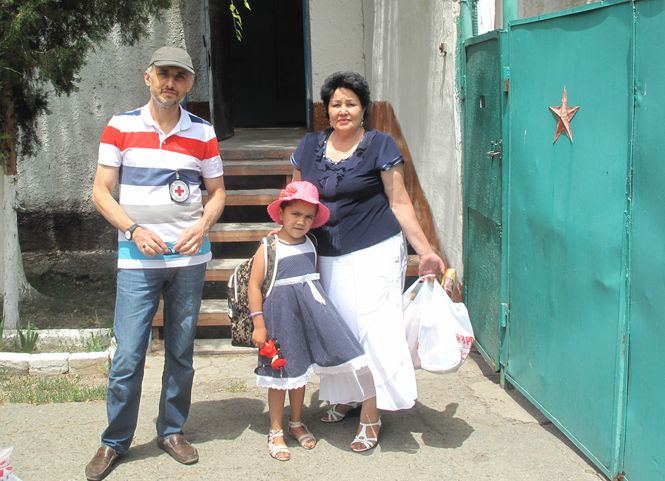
248, 181, 369, 461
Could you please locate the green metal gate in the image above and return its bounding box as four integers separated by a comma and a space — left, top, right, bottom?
505, 2, 632, 475
462, 1, 665, 480
624, 1, 665, 479
462, 31, 506, 369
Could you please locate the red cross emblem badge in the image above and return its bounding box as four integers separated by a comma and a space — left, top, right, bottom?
169, 171, 190, 203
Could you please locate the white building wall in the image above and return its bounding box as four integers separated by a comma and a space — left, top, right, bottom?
369, 0, 464, 272
308, 0, 367, 94
520, 0, 595, 18
16, 2, 207, 211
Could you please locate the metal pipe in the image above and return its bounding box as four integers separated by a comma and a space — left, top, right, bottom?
458, 0, 474, 42
503, 0, 518, 26
471, 0, 479, 37
456, 0, 473, 99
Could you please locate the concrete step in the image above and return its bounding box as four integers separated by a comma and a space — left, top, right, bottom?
153, 299, 230, 327
219, 127, 305, 160
206, 258, 245, 281
208, 222, 278, 242
223, 159, 292, 177
225, 188, 281, 206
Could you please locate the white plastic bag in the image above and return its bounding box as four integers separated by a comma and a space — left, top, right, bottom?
0, 447, 22, 481
402, 276, 475, 373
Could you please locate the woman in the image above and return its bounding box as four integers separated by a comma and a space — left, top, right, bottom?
291, 71, 446, 452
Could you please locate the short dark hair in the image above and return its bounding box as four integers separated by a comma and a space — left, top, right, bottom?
320, 71, 371, 121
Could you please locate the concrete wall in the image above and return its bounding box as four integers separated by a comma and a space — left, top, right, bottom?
367, 0, 463, 271
16, 1, 207, 213
494, 0, 597, 27
519, 0, 596, 18
308, 0, 367, 93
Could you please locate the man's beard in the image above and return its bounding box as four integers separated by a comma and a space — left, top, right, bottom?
153, 91, 179, 109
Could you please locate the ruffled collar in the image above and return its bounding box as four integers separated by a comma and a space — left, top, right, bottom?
313, 129, 377, 195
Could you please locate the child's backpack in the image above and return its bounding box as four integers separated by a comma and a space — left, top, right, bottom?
227, 235, 279, 347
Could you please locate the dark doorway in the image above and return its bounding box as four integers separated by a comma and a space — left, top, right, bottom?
209, 0, 306, 137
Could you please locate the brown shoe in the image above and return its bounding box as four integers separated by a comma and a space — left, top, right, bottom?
157, 433, 199, 464
85, 446, 119, 481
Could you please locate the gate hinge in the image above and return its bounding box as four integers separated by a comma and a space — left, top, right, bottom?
500, 302, 509, 328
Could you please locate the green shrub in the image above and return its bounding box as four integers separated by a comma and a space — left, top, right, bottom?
18, 323, 39, 353
88, 331, 112, 352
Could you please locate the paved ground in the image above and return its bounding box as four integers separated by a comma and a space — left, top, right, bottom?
0, 347, 606, 481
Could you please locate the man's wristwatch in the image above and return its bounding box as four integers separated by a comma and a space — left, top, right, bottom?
124, 223, 140, 240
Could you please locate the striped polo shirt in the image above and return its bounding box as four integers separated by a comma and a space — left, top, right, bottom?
98, 103, 224, 269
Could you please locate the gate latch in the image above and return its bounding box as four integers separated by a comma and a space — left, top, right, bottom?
487, 139, 503, 161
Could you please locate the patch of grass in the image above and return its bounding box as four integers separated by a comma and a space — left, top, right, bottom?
0, 370, 107, 404
224, 379, 248, 393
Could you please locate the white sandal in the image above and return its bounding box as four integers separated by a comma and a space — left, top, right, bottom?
267, 429, 290, 461
351, 418, 381, 452
288, 420, 317, 449
320, 402, 360, 423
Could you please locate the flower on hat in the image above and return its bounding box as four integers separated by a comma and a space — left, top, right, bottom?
266, 181, 330, 228
282, 184, 298, 198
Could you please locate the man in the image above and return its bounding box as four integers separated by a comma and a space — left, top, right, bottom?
85, 46, 226, 481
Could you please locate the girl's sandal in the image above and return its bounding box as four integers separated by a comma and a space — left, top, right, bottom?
320, 402, 360, 423
288, 420, 317, 449
351, 418, 382, 453
267, 429, 290, 461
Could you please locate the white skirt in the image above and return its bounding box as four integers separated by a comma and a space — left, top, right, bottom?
317, 233, 417, 411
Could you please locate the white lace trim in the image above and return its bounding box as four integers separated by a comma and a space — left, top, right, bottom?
256, 356, 367, 390
256, 366, 315, 390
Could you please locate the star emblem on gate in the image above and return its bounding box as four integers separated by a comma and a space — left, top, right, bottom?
549, 86, 580, 144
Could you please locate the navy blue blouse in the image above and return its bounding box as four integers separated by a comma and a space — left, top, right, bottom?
290, 128, 403, 256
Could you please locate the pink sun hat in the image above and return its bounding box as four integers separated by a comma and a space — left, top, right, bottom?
267, 181, 330, 228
